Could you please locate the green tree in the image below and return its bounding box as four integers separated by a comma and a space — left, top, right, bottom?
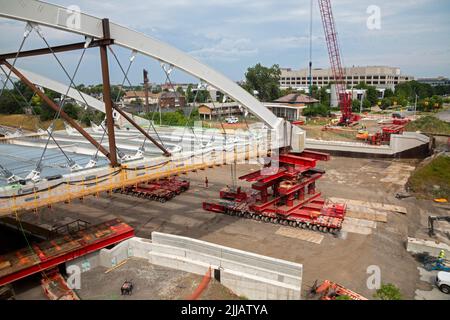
318, 85, 330, 107
176, 86, 185, 97
0, 91, 25, 114
242, 63, 281, 102
351, 99, 361, 113
354, 82, 378, 106
395, 81, 433, 101
303, 104, 330, 117
362, 98, 372, 110
152, 85, 162, 94
63, 103, 80, 120
384, 88, 394, 98
373, 283, 402, 300
335, 295, 351, 300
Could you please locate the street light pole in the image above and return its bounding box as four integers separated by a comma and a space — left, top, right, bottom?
414, 94, 418, 118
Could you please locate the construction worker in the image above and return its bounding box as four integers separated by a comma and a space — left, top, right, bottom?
438, 250, 446, 260
205, 177, 209, 188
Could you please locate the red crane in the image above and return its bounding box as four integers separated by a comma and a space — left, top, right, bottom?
318, 0, 359, 125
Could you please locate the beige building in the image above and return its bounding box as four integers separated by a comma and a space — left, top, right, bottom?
264, 94, 318, 122
122, 91, 160, 104
280, 66, 413, 90
198, 102, 243, 120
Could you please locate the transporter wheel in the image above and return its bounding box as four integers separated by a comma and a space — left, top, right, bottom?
318, 226, 323, 232
323, 227, 329, 233
312, 225, 318, 231
160, 198, 166, 203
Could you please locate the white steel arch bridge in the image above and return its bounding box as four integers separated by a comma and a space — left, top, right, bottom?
0, 0, 305, 215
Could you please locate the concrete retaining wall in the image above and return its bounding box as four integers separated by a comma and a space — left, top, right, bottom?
305, 132, 431, 158
406, 237, 450, 257
66, 232, 303, 300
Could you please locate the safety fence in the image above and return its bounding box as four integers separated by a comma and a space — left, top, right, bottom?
0, 142, 269, 215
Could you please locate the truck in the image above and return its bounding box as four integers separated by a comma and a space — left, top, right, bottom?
436, 271, 450, 294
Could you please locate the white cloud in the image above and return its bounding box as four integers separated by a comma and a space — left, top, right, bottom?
190, 37, 258, 61
0, 0, 448, 82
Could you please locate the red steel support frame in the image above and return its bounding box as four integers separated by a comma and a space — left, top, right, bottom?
111, 105, 171, 156
100, 19, 119, 167
0, 39, 114, 61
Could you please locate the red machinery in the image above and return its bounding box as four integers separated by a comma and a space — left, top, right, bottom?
311, 280, 368, 300
358, 116, 410, 145
318, 0, 359, 126
203, 151, 346, 234
114, 177, 190, 203
41, 269, 80, 300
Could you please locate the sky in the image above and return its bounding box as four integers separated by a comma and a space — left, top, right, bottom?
0, 0, 449, 87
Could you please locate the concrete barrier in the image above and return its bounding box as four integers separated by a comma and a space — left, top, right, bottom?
66, 232, 303, 300
406, 237, 450, 257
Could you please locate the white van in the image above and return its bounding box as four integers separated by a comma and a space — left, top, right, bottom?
436, 271, 450, 294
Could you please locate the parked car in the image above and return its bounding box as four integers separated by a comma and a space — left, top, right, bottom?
436, 271, 450, 294
225, 117, 239, 124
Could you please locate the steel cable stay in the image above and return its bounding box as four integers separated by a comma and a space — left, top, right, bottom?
181, 82, 203, 148
0, 23, 32, 99
160, 64, 205, 150
28, 25, 89, 182
207, 88, 230, 153
107, 47, 167, 156
0, 65, 75, 169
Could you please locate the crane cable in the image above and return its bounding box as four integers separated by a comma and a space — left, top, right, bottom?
181, 83, 203, 147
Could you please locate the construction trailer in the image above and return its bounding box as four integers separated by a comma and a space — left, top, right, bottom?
203, 151, 346, 234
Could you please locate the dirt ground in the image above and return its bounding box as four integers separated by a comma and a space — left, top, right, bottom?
300, 119, 383, 142
15, 156, 450, 300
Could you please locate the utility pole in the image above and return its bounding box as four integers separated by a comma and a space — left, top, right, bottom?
414, 94, 418, 118
308, 0, 313, 97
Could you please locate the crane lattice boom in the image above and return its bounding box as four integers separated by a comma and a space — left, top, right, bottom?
318, 0, 358, 125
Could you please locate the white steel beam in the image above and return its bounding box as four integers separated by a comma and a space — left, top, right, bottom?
0, 0, 279, 128
0, 0, 305, 152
